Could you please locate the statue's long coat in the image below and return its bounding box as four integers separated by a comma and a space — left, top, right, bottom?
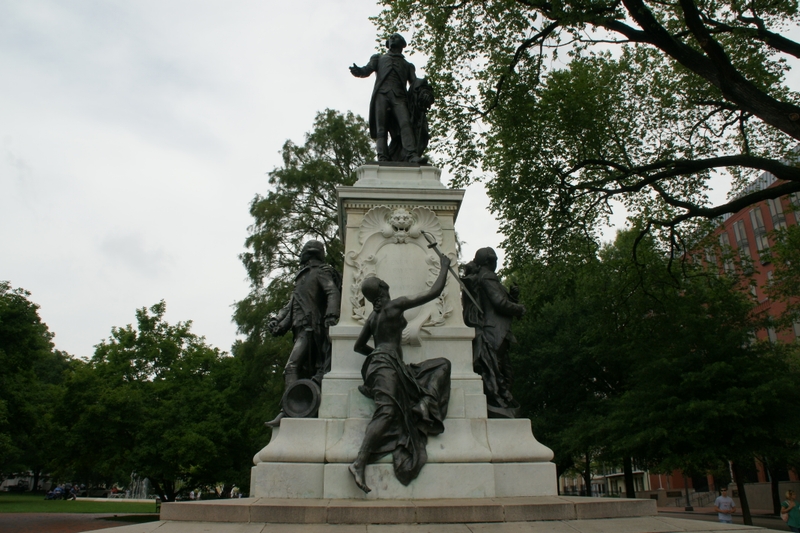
358, 52, 417, 139
272, 262, 341, 378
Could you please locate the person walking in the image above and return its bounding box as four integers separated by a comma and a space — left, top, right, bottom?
782, 489, 800, 532
714, 487, 737, 524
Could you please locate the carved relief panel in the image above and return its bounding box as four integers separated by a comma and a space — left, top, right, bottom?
344, 205, 454, 345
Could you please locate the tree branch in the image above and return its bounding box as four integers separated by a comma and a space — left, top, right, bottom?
485, 21, 560, 115
575, 154, 800, 197
617, 0, 800, 140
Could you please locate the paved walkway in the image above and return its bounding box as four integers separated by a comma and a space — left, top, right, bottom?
0, 505, 784, 533
0, 513, 157, 533
658, 506, 785, 531
72, 516, 772, 532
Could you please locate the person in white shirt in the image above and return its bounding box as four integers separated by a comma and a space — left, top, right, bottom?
714, 487, 736, 523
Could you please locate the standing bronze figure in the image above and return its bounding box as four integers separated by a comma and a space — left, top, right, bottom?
350, 33, 434, 164
462, 248, 525, 418
349, 254, 452, 493
266, 240, 341, 427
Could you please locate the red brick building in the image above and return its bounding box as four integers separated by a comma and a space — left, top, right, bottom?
709, 171, 800, 342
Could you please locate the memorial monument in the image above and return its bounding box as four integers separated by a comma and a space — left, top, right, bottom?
250, 37, 556, 490
250, 159, 556, 499
147, 34, 720, 533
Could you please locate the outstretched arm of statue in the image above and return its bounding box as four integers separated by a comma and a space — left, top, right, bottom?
350, 54, 379, 78
349, 63, 369, 77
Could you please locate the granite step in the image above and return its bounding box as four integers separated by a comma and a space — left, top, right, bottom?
160, 495, 656, 524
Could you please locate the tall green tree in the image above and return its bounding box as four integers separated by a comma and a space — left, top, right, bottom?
509, 231, 800, 521
376, 1, 800, 261
59, 302, 239, 500
607, 267, 800, 524
511, 232, 665, 496
0, 281, 70, 488
232, 109, 372, 438
239, 108, 372, 299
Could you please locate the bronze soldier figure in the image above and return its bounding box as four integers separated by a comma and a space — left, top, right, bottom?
265, 240, 341, 426
462, 247, 526, 418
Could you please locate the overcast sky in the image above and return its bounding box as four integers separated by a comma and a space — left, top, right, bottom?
1, 0, 509, 358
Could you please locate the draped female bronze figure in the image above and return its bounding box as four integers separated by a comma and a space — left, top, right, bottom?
348, 254, 452, 493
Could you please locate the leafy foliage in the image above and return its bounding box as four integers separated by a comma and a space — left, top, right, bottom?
0, 282, 70, 482
58, 302, 240, 500
239, 109, 372, 306
510, 231, 800, 509
767, 222, 800, 328
376, 0, 800, 262
232, 109, 372, 431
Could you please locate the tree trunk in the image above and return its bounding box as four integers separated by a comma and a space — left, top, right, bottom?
164, 480, 175, 502
151, 479, 175, 502
766, 459, 781, 516
31, 469, 40, 493
731, 460, 753, 526
151, 479, 167, 502
623, 456, 636, 498
771, 473, 781, 516
583, 451, 592, 497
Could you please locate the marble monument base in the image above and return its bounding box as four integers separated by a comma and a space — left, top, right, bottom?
250, 462, 557, 500
160, 495, 657, 525
250, 415, 556, 500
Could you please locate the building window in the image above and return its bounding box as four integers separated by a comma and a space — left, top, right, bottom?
704, 248, 716, 269
719, 232, 735, 274
749, 208, 770, 262
790, 192, 800, 210
767, 198, 787, 230
793, 320, 800, 340
768, 327, 778, 343
732, 220, 754, 272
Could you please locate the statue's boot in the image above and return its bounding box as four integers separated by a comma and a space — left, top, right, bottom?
265, 368, 300, 427
408, 153, 428, 165
376, 137, 390, 161
264, 411, 285, 428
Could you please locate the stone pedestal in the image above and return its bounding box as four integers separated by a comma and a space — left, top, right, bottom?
251, 164, 557, 499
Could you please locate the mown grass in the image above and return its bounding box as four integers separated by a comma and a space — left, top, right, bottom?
0, 492, 159, 513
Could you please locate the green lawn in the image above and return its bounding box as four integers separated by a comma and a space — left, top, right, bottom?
0, 492, 159, 513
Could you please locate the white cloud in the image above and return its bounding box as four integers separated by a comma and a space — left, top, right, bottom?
99, 232, 170, 278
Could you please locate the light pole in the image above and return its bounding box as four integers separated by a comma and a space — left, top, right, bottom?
683, 473, 694, 511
